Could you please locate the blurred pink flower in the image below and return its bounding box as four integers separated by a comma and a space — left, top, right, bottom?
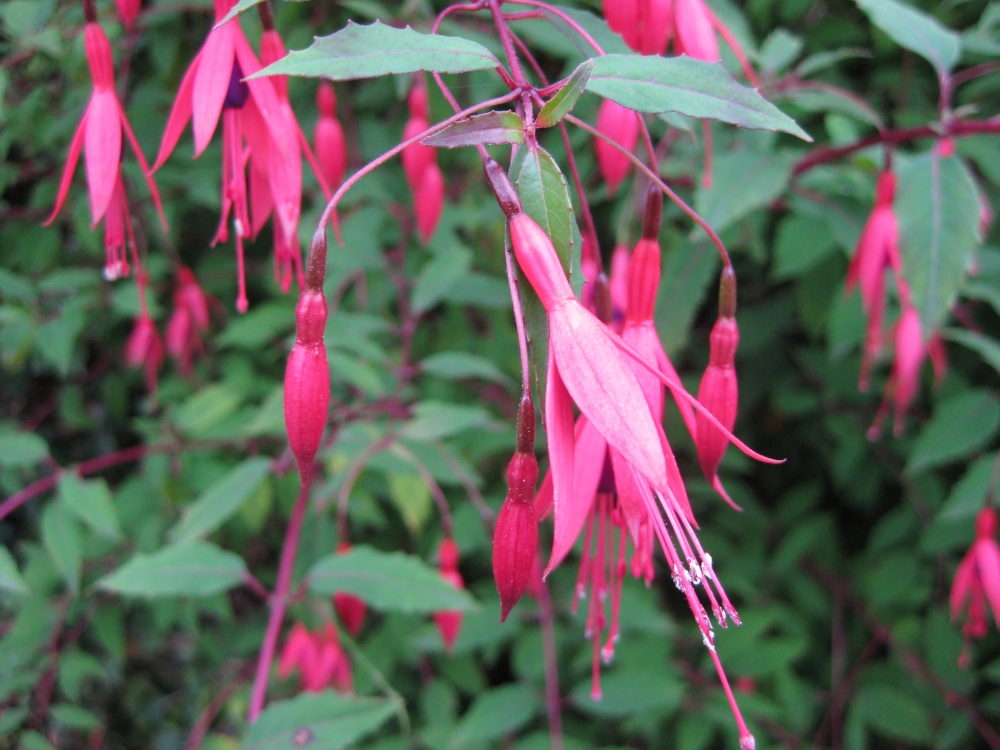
951, 507, 1000, 666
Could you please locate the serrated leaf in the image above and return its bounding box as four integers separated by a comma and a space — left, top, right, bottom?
98, 541, 248, 597
942, 328, 1000, 377
897, 153, 981, 335
537, 59, 594, 128
586, 55, 810, 140
254, 21, 499, 81
58, 474, 121, 540
0, 431, 48, 468
419, 351, 510, 384
243, 693, 396, 750
907, 390, 1000, 474
169, 457, 272, 544
307, 546, 478, 612
854, 0, 961, 75
41, 502, 81, 594
446, 684, 537, 750
0, 546, 28, 595
423, 111, 524, 148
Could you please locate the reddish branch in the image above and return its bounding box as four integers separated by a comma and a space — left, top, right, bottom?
793, 118, 1000, 176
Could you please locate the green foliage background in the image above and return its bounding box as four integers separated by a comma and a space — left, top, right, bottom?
1, 0, 999, 748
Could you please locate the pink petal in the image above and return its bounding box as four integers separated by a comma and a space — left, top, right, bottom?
44, 113, 88, 226
153, 56, 198, 171
977, 541, 1000, 627
655, 337, 697, 439
543, 347, 577, 577
84, 91, 123, 226
950, 555, 975, 619
533, 468, 554, 520
547, 416, 607, 574
674, 0, 719, 61
192, 24, 235, 156
550, 302, 668, 491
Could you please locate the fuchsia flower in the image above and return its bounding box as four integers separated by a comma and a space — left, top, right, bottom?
278, 622, 353, 693
951, 507, 1000, 667
125, 313, 164, 394
153, 0, 288, 312
115, 0, 141, 32
166, 267, 211, 375
595, 100, 640, 197
45, 21, 166, 281
332, 543, 368, 637
402, 81, 444, 244
434, 539, 465, 651
315, 82, 347, 192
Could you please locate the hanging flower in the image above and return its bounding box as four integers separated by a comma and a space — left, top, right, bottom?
434, 538, 465, 651
125, 312, 164, 394
951, 507, 1000, 667
315, 82, 347, 192
594, 100, 640, 197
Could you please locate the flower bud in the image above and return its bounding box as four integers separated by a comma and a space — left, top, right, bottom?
332, 544, 368, 637
595, 100, 640, 196
695, 313, 740, 508
434, 565, 465, 651
125, 314, 164, 394
315, 83, 347, 191
509, 212, 575, 311
284, 288, 330, 478
414, 163, 444, 244
493, 481, 538, 621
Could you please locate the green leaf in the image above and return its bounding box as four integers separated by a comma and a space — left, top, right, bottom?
537, 59, 594, 128
387, 472, 432, 535
907, 390, 1000, 474
855, 684, 933, 743
422, 111, 524, 148
411, 246, 472, 315
942, 328, 1000, 377
217, 0, 264, 27
58, 474, 121, 540
169, 458, 271, 544
399, 400, 495, 440
695, 150, 794, 234
254, 21, 500, 81
243, 692, 396, 750
935, 455, 997, 523
963, 279, 1000, 319
540, 6, 632, 56
50, 704, 102, 731
655, 240, 718, 355
98, 541, 248, 597
446, 684, 537, 750
173, 384, 242, 437
854, 0, 961, 75
419, 351, 510, 384
586, 55, 810, 140
897, 153, 981, 335
0, 545, 28, 595
42, 502, 81, 594
307, 545, 478, 613
0, 430, 48, 468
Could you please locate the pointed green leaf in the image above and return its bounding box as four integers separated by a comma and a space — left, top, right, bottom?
695, 150, 794, 234
216, 0, 264, 27
907, 390, 1000, 474
59, 474, 121, 540
169, 457, 271, 544
42, 502, 81, 594
896, 153, 981, 335
419, 351, 510, 384
307, 546, 478, 613
244, 693, 396, 750
942, 328, 1000, 378
0, 431, 48, 468
446, 684, 537, 750
399, 400, 495, 440
537, 59, 594, 128
254, 21, 500, 81
0, 546, 28, 595
586, 55, 810, 140
98, 541, 248, 597
854, 0, 961, 75
423, 111, 524, 148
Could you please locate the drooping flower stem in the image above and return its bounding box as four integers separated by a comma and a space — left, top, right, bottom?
247, 472, 312, 721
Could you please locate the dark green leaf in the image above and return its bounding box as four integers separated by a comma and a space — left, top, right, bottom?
907, 390, 1000, 474
169, 457, 272, 544
217, 0, 264, 26
0, 546, 28, 595
412, 246, 472, 314
855, 684, 933, 742
446, 684, 537, 750
854, 0, 961, 75
243, 693, 396, 750
98, 541, 248, 597
942, 328, 1000, 377
419, 351, 510, 384
422, 111, 524, 148
586, 55, 810, 140
0, 430, 48, 468
539, 5, 631, 56
897, 153, 981, 335
254, 21, 500, 81
59, 474, 121, 540
537, 59, 594, 128
695, 150, 794, 234
399, 400, 496, 440
42, 502, 81, 594
307, 545, 478, 613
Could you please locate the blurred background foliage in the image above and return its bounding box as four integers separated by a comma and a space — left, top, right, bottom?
1, 0, 999, 748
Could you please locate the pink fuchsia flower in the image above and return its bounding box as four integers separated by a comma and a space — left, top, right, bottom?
603, 0, 672, 55
125, 313, 164, 394
332, 543, 368, 637
315, 82, 347, 192
165, 267, 211, 375
115, 0, 141, 32
951, 507, 1000, 667
434, 539, 465, 651
278, 623, 353, 693
673, 0, 758, 84
45, 21, 166, 280
401, 81, 445, 244
847, 170, 902, 391
153, 0, 287, 312
594, 100, 640, 197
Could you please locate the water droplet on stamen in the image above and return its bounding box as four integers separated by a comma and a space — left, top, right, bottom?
234, 218, 244, 238
671, 565, 685, 591
688, 558, 702, 586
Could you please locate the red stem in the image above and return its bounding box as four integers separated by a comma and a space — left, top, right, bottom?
247, 474, 313, 721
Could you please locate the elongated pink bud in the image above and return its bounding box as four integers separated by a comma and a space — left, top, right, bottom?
125, 314, 164, 394
332, 543, 368, 637
434, 539, 464, 651
595, 100, 640, 196
509, 212, 575, 310
115, 0, 140, 32
415, 163, 444, 244
638, 0, 673, 55
284, 284, 329, 479
315, 83, 347, 190
674, 0, 719, 61
695, 268, 740, 508
493, 397, 539, 621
